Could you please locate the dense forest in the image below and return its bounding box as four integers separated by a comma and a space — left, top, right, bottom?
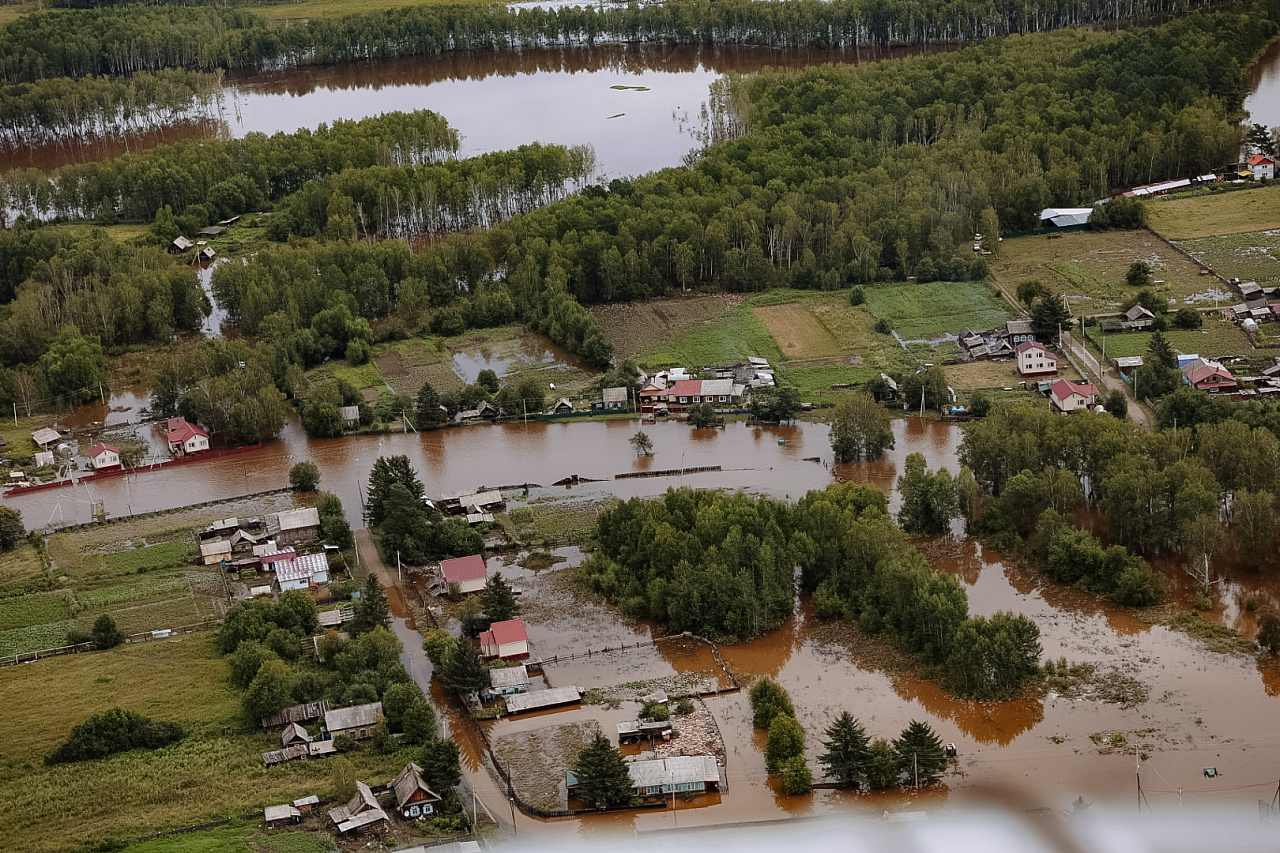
0, 109, 460, 223
0, 10, 1273, 406
0, 0, 1226, 85
583, 485, 1041, 699
959, 391, 1280, 595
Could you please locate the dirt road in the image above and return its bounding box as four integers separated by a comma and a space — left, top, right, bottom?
1061, 331, 1151, 430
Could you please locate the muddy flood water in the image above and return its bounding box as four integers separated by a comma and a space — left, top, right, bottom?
9, 415, 1280, 829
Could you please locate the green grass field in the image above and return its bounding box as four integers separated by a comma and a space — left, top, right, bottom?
1093, 322, 1253, 359
121, 820, 331, 853
644, 303, 784, 367
0, 544, 45, 586
990, 230, 1210, 309
1146, 185, 1280, 240
0, 636, 412, 853
776, 364, 879, 400
1176, 231, 1280, 283
863, 281, 1012, 339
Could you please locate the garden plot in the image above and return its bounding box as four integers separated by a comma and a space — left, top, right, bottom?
1176, 230, 1280, 283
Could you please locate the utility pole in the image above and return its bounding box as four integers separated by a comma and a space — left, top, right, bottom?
397, 550, 402, 584
914, 752, 919, 790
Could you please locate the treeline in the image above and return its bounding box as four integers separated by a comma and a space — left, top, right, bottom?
582, 485, 1041, 699
270, 143, 597, 240
0, 109, 459, 223
0, 0, 1226, 86
960, 396, 1280, 584
0, 68, 218, 147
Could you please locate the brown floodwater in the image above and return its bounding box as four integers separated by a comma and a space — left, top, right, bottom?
0, 44, 941, 177
12, 414, 1280, 830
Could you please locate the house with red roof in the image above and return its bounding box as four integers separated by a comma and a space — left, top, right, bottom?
165, 417, 210, 456
1181, 357, 1237, 393
1048, 379, 1098, 413
439, 554, 487, 595
88, 442, 121, 470
1016, 341, 1058, 377
1248, 154, 1275, 181
479, 618, 530, 660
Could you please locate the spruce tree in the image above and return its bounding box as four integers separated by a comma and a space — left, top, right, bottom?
420, 737, 462, 793
416, 381, 447, 429
365, 455, 425, 526
441, 641, 489, 694
351, 574, 390, 636
818, 711, 871, 787
892, 720, 948, 783
1146, 330, 1177, 369
481, 572, 519, 622
572, 733, 635, 810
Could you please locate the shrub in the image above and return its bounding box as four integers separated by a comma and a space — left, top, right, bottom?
674, 698, 695, 715
91, 614, 124, 649
849, 286, 866, 306
46, 708, 184, 764
641, 700, 669, 721
289, 461, 320, 491
749, 677, 795, 730
779, 755, 814, 795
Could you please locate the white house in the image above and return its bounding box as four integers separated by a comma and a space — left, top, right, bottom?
88, 442, 121, 470
275, 552, 330, 591
165, 417, 210, 455
1048, 379, 1098, 413
1248, 155, 1276, 181
479, 618, 530, 660
1015, 341, 1058, 377
439, 554, 487, 594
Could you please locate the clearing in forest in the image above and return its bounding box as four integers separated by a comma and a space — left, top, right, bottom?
592, 295, 746, 362
753, 301, 842, 358
989, 229, 1211, 310
1146, 184, 1280, 240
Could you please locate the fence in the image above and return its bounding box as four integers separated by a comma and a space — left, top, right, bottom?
0, 619, 222, 667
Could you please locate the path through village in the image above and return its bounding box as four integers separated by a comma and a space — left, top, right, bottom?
353, 529, 512, 837
1061, 331, 1151, 430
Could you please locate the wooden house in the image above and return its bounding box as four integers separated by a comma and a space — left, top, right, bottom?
274, 552, 329, 592
169, 236, 194, 254
568, 755, 720, 802
199, 539, 232, 566
281, 723, 312, 748
328, 781, 389, 836
1122, 305, 1155, 330
261, 701, 329, 729
482, 665, 530, 700
324, 701, 383, 740
1182, 358, 1237, 393
552, 397, 574, 415
390, 762, 442, 819
266, 507, 320, 546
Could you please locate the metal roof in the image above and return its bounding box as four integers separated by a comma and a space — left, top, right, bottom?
31, 428, 60, 447
440, 554, 487, 583
505, 685, 582, 714
269, 507, 320, 532
324, 701, 383, 732
277, 552, 328, 583
265, 805, 301, 822
624, 755, 720, 788
488, 665, 530, 688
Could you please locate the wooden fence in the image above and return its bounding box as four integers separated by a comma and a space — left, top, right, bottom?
0, 619, 222, 667
615, 465, 721, 480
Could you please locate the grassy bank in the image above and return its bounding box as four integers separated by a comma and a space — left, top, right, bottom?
1146, 184, 1280, 240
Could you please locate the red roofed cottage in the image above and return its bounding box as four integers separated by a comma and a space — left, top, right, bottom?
480, 618, 530, 660
439, 554, 487, 594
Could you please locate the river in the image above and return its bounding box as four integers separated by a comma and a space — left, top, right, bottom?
1246, 38, 1280, 130
0, 43, 936, 177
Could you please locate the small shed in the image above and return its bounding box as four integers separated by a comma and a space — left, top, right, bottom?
198, 225, 227, 237
199, 539, 232, 566
281, 723, 312, 748
602, 387, 629, 410
552, 397, 574, 414
31, 427, 60, 448
261, 700, 329, 729
169, 236, 194, 254
340, 405, 361, 426
264, 804, 302, 827
328, 781, 389, 836
505, 685, 583, 715
482, 665, 530, 699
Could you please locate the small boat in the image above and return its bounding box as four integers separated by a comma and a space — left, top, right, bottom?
777, 439, 788, 445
